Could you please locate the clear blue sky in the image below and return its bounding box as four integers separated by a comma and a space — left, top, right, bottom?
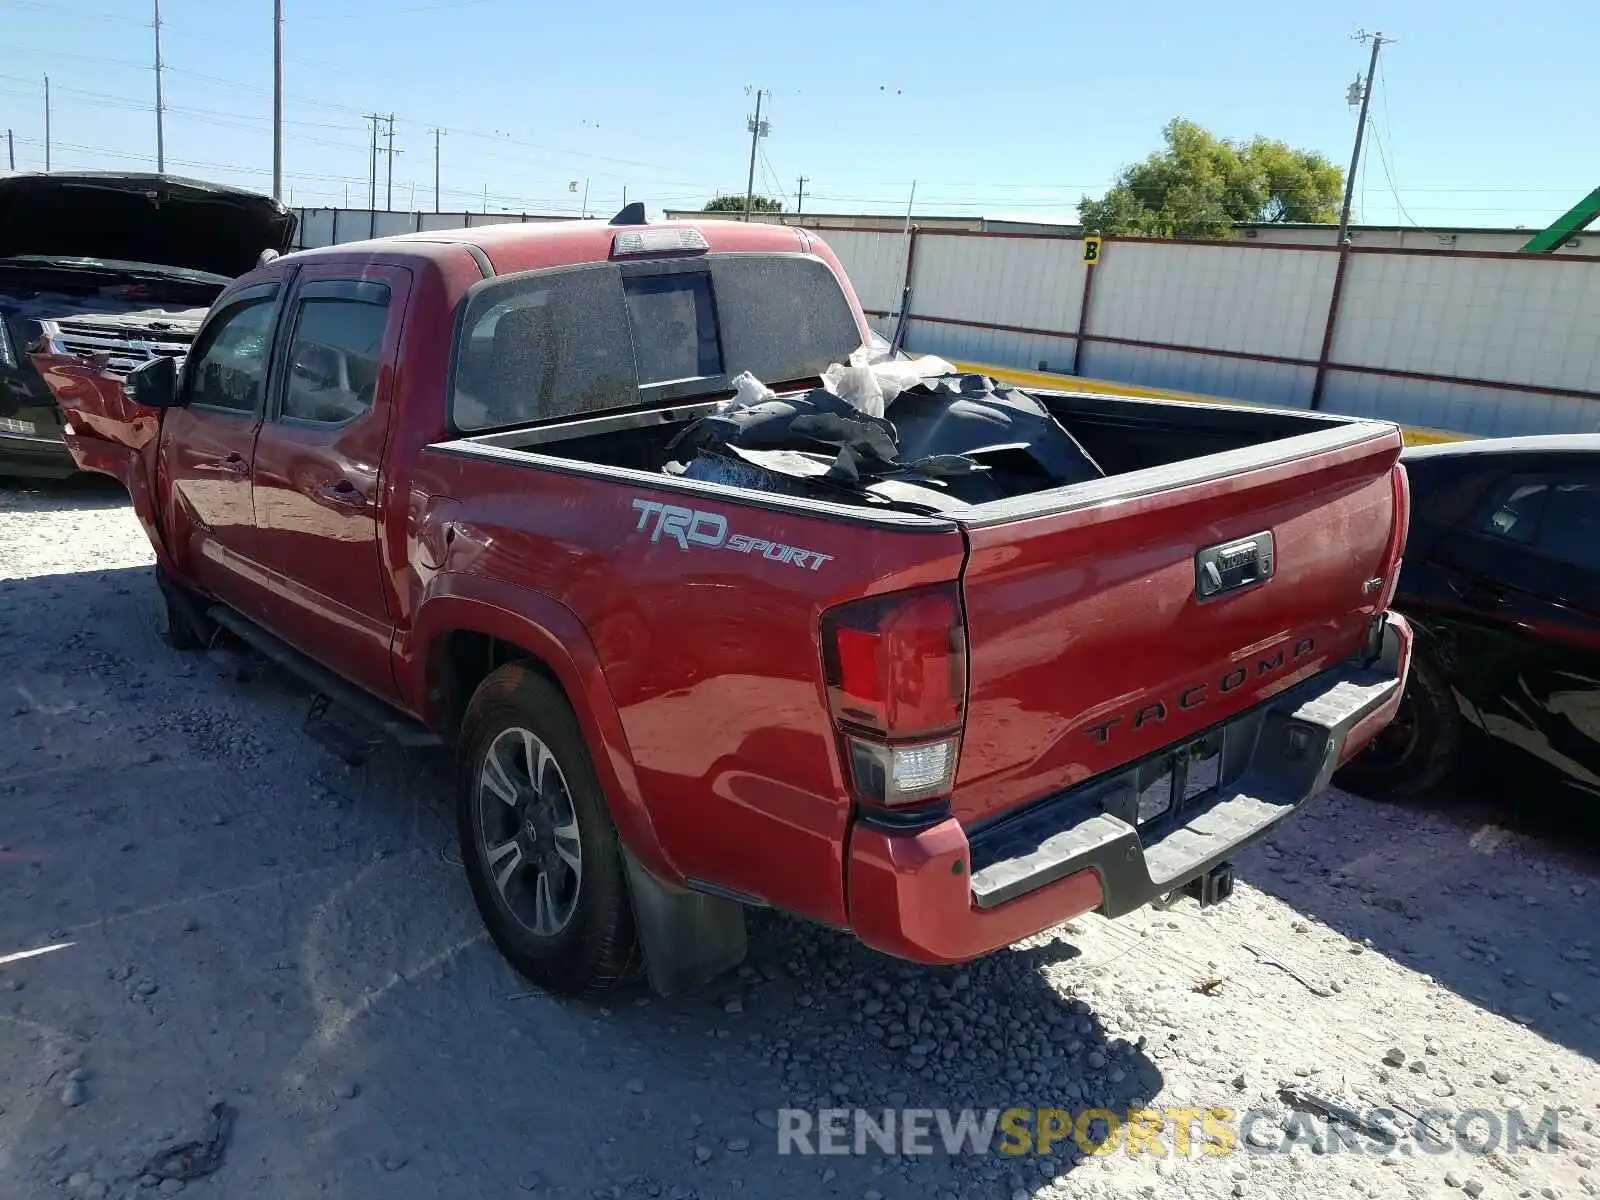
0, 0, 1593, 228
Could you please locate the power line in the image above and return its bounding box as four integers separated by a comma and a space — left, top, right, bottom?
1368, 120, 1418, 226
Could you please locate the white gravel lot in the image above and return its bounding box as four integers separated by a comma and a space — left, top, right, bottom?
1, 478, 1598, 1200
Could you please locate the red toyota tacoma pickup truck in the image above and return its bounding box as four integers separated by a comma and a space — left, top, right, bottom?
58, 211, 1413, 997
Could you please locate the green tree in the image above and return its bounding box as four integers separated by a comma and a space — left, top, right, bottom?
704, 194, 784, 213
1079, 119, 1343, 239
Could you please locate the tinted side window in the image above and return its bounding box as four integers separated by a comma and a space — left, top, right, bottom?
452, 265, 633, 431
1535, 478, 1600, 572
187, 296, 278, 415
282, 294, 390, 425
1476, 477, 1548, 545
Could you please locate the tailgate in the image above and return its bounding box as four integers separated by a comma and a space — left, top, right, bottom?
953, 424, 1405, 827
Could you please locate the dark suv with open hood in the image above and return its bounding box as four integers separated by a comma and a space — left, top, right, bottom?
0, 172, 296, 477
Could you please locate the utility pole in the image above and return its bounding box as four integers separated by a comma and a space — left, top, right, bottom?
272, 0, 283, 200
365, 113, 381, 208
430, 127, 444, 213
795, 175, 807, 216
581, 178, 589, 218
43, 74, 50, 172
742, 88, 768, 222
6, 129, 13, 172
152, 0, 165, 172
1338, 30, 1388, 244
384, 113, 396, 210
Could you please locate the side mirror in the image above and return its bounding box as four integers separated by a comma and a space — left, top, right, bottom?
125, 354, 182, 409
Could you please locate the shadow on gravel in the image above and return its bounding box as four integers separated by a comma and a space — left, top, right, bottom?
1, 562, 1163, 1200
0, 472, 130, 511
1236, 782, 1600, 1064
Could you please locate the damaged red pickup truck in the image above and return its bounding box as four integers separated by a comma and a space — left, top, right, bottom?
60, 212, 1413, 996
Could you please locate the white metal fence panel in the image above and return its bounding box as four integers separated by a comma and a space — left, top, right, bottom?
298, 208, 336, 249
330, 210, 376, 244
902, 319, 1078, 376
819, 229, 910, 316
912, 234, 1086, 335
1332, 253, 1600, 394
1089, 241, 1336, 361
1079, 344, 1316, 408
372, 212, 416, 239
1321, 372, 1600, 437
418, 212, 472, 233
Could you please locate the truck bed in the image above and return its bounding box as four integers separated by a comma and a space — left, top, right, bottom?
443, 387, 1390, 527
432, 386, 1404, 838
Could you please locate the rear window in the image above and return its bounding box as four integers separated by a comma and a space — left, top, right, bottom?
710, 255, 861, 385
451, 253, 859, 431
623, 272, 722, 385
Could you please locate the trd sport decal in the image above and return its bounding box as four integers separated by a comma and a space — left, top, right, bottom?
631, 499, 834, 571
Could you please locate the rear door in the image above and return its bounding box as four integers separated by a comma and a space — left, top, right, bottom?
158, 281, 282, 615
1433, 464, 1600, 792
953, 427, 1405, 826
248, 265, 410, 699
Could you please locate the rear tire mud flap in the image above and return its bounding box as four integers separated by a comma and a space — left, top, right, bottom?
622, 849, 747, 996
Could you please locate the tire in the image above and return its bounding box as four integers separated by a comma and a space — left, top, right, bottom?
1334, 647, 1463, 799
155, 566, 209, 651
456, 663, 639, 996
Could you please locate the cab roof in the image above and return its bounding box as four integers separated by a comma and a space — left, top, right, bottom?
282, 217, 817, 277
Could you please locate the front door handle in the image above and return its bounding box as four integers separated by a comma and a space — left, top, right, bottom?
322, 479, 366, 508
221, 452, 248, 475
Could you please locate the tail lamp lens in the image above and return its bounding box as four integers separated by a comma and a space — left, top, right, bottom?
821, 583, 967, 807
847, 737, 957, 806
821, 585, 966, 737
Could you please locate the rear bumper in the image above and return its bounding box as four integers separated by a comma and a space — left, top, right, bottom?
847, 611, 1412, 963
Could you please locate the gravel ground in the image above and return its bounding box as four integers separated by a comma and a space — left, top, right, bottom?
2, 478, 1598, 1200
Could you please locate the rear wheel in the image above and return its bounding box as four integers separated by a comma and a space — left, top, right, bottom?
1334, 648, 1463, 799
456, 664, 639, 996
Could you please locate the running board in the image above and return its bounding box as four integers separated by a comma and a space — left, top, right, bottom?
206, 606, 442, 749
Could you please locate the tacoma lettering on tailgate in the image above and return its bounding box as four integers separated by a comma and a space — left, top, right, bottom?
1084, 636, 1317, 744
631, 498, 834, 571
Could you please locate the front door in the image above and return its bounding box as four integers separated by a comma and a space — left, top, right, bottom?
158, 282, 282, 616
248, 265, 411, 700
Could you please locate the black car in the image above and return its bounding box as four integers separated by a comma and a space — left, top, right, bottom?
0, 172, 296, 478
1338, 434, 1600, 802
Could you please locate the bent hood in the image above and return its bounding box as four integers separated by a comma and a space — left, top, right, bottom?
0, 172, 297, 279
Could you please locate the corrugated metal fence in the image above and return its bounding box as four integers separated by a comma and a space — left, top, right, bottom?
823, 225, 1600, 439
289, 208, 1600, 438
291, 207, 574, 249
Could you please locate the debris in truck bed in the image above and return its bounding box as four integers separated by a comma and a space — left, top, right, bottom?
668, 365, 1104, 512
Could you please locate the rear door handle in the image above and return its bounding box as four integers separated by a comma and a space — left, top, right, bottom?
322, 479, 366, 508
1453, 577, 1509, 608
221, 452, 248, 475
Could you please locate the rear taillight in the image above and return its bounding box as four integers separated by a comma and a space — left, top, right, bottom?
821, 583, 967, 807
